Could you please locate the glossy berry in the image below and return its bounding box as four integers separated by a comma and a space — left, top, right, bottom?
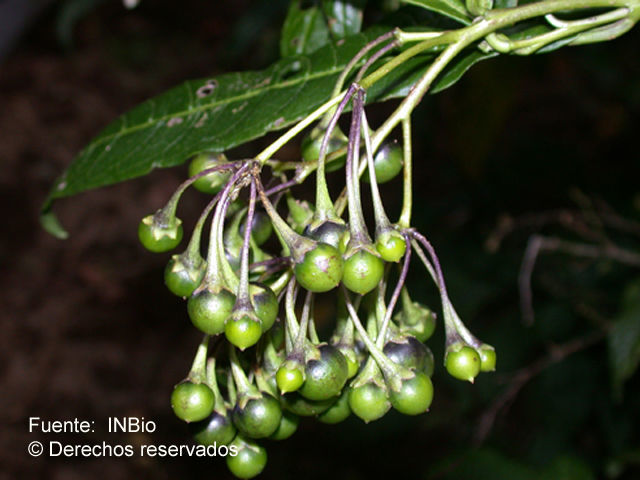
396, 303, 437, 342
342, 249, 385, 295
294, 243, 344, 293
389, 372, 433, 415
276, 360, 305, 393
233, 394, 282, 439
269, 410, 299, 440
281, 392, 335, 416
301, 132, 346, 172
383, 336, 429, 373
364, 143, 403, 184
239, 210, 272, 246
348, 382, 390, 423
187, 287, 235, 335
445, 345, 481, 382
138, 214, 183, 253
225, 314, 263, 350
299, 345, 349, 401
226, 436, 267, 479
188, 153, 231, 194
336, 345, 360, 379
164, 254, 206, 298
304, 221, 349, 252
478, 345, 497, 372
249, 283, 278, 332
375, 230, 406, 263
189, 410, 236, 446
317, 389, 351, 424
171, 381, 215, 423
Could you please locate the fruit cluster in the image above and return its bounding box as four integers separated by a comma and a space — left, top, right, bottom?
138, 85, 495, 478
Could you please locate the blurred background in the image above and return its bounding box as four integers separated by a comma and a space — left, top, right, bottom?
1, 0, 639, 479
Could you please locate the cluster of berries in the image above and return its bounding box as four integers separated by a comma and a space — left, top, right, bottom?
138, 85, 495, 478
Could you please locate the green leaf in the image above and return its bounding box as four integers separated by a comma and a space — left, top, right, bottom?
280, 1, 330, 57
432, 49, 498, 93
400, 0, 471, 25
280, 1, 366, 57
608, 279, 640, 397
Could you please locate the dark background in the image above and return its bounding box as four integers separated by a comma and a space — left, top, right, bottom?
1, 1, 639, 479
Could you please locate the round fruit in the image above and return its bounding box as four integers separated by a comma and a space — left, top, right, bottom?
226, 436, 267, 479
164, 254, 206, 298
280, 393, 335, 416
233, 394, 282, 439
364, 143, 403, 184
188, 153, 231, 194
189, 410, 236, 446
375, 230, 406, 263
138, 215, 183, 253
187, 287, 235, 335
171, 381, 215, 423
276, 361, 305, 393
317, 389, 351, 424
239, 210, 273, 246
269, 411, 299, 440
225, 314, 263, 350
249, 283, 278, 331
383, 336, 429, 372
389, 372, 433, 415
299, 345, 349, 401
342, 249, 385, 295
304, 221, 349, 252
478, 345, 497, 372
348, 382, 390, 423
445, 345, 481, 382
301, 132, 346, 172
294, 243, 344, 293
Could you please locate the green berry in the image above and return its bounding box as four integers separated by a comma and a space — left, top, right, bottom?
187, 287, 235, 335
364, 143, 403, 184
276, 360, 305, 393
478, 344, 497, 372
301, 130, 347, 172
225, 314, 263, 350
294, 243, 344, 293
348, 382, 390, 423
239, 210, 272, 246
227, 436, 267, 479
269, 410, 299, 440
189, 153, 231, 194
317, 389, 351, 424
304, 221, 349, 252
389, 372, 433, 415
189, 410, 236, 446
232, 394, 282, 439
280, 392, 335, 416
445, 345, 481, 382
375, 230, 406, 263
249, 283, 278, 332
342, 249, 385, 295
171, 381, 215, 423
164, 254, 206, 298
138, 214, 183, 253
299, 345, 349, 401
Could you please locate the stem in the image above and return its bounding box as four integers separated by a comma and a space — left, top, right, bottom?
398, 116, 413, 229
284, 276, 300, 348
315, 84, 359, 221
345, 87, 370, 246
229, 346, 254, 395
235, 179, 257, 307
188, 334, 209, 383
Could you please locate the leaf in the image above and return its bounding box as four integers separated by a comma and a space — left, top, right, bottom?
400, 0, 471, 25
280, 0, 366, 57
322, 0, 366, 38
280, 1, 330, 57
608, 279, 640, 397
41, 28, 438, 236
431, 49, 497, 93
